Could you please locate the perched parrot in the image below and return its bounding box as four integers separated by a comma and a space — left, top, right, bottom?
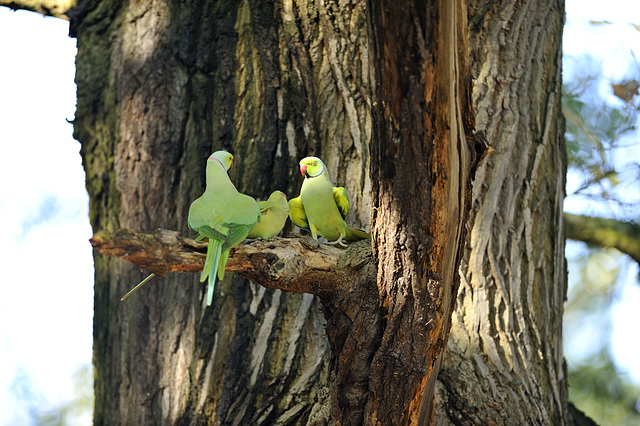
188, 150, 261, 306
247, 190, 290, 239
288, 156, 370, 247
120, 151, 260, 306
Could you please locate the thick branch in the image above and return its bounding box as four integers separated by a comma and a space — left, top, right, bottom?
0, 0, 75, 19
90, 228, 364, 297
565, 213, 640, 265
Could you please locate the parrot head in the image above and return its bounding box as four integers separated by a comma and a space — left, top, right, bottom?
267, 190, 289, 211
299, 157, 325, 178
209, 150, 234, 171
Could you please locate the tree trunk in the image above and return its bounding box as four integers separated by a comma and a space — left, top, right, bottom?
68, 0, 570, 424
435, 1, 568, 424
366, 0, 479, 423
73, 0, 370, 423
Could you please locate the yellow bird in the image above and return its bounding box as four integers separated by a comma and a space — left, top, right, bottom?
247, 190, 290, 239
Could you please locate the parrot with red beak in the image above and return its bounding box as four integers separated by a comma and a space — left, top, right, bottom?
289, 156, 369, 247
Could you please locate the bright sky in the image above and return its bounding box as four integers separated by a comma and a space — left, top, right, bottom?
0, 8, 93, 425
562, 0, 640, 385
0, 1, 638, 425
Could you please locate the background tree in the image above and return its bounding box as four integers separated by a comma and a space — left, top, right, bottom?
2, 0, 581, 424
562, 37, 640, 423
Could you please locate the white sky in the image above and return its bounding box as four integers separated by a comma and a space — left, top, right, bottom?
0, 1, 638, 424
0, 8, 93, 425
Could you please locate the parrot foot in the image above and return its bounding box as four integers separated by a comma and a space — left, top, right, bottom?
327, 237, 348, 248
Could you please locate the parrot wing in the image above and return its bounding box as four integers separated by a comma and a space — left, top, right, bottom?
195, 225, 232, 242
220, 192, 262, 226
223, 223, 256, 250
188, 178, 260, 306
288, 196, 309, 230
332, 186, 350, 220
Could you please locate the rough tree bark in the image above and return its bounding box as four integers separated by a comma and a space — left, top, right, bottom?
435, 1, 570, 424
71, 0, 375, 424
89, 229, 356, 296
366, 1, 481, 424
85, 0, 482, 422
1, 0, 574, 423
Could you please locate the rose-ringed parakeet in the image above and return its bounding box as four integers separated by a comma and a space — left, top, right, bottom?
120, 151, 260, 306
247, 190, 289, 239
188, 151, 261, 306
288, 156, 370, 247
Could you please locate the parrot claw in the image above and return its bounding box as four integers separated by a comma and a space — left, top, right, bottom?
327, 237, 348, 248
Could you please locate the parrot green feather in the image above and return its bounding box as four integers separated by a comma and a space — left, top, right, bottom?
188, 151, 260, 306
332, 186, 350, 218
120, 151, 260, 305
247, 190, 290, 239
287, 196, 308, 230
345, 226, 370, 242
291, 156, 370, 247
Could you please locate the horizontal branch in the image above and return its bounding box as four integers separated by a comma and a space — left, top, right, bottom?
0, 0, 75, 19
564, 213, 640, 265
90, 229, 372, 297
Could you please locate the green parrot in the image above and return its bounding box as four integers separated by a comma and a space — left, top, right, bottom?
288, 156, 370, 247
188, 150, 261, 306
120, 151, 260, 306
247, 190, 290, 239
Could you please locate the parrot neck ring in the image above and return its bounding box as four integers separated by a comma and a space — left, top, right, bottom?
302, 165, 324, 178
305, 170, 322, 178
210, 157, 226, 170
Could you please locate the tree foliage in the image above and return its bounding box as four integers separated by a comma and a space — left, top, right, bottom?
563, 58, 640, 211
562, 21, 640, 424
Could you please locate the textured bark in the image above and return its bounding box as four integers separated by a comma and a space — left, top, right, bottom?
435, 1, 569, 425
367, 0, 479, 424
72, 0, 370, 424
69, 0, 572, 424
565, 212, 640, 265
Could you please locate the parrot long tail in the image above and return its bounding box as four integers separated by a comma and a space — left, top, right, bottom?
345, 226, 371, 242
201, 239, 215, 282
218, 250, 230, 281
207, 240, 223, 306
